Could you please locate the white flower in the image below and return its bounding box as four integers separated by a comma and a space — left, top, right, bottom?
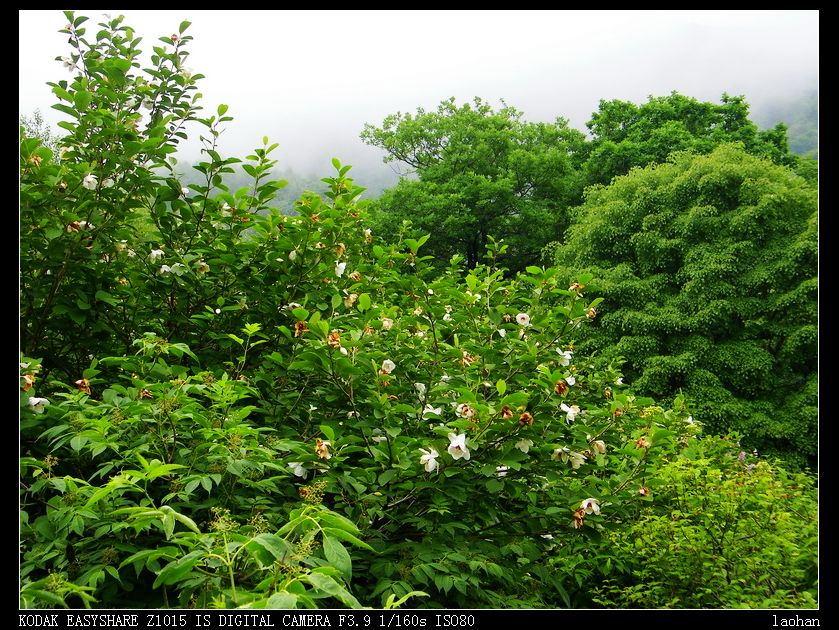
101, 177, 115, 189
214, 308, 221, 314
516, 313, 530, 326
82, 174, 98, 190
561, 403, 580, 423
497, 328, 507, 338
496, 466, 509, 478
581, 498, 600, 515
149, 249, 165, 261
447, 432, 470, 461
443, 313, 453, 321
553, 447, 586, 469
381, 359, 396, 374
288, 250, 297, 261
456, 403, 476, 419
565, 375, 576, 387
61, 56, 75, 71
288, 462, 307, 479
381, 317, 393, 330
125, 96, 138, 109
371, 429, 388, 443
515, 438, 534, 454
685, 415, 695, 425
440, 373, 450, 382
615, 377, 624, 385
414, 383, 427, 398
159, 264, 172, 274
592, 440, 607, 454
340, 346, 348, 356
309, 405, 318, 412
142, 97, 154, 110
181, 187, 190, 196
557, 349, 573, 366
364, 228, 372, 239
427, 288, 434, 295
181, 67, 193, 80
28, 397, 50, 414
540, 534, 554, 540
335, 261, 347, 278
419, 447, 439, 472
196, 261, 210, 274
422, 404, 443, 418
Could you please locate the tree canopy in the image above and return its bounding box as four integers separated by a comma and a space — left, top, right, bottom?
361, 97, 585, 270
551, 143, 817, 468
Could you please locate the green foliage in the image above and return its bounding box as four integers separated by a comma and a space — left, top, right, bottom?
588, 436, 818, 608
581, 92, 798, 185
550, 144, 817, 468
20, 12, 817, 610
361, 97, 585, 270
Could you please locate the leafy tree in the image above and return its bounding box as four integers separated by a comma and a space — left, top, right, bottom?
581, 92, 796, 185
550, 144, 817, 469
361, 98, 585, 270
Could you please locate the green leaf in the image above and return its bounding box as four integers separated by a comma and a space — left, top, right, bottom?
358, 293, 371, 312
74, 90, 92, 111
179, 20, 191, 34
322, 534, 352, 580
496, 379, 506, 396
292, 307, 309, 321
321, 527, 375, 552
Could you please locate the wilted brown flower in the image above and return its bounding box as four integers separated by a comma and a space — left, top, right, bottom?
293, 320, 309, 337
75, 378, 91, 394
518, 411, 534, 427
554, 380, 569, 396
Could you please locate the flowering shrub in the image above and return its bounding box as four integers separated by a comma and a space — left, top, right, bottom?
20, 12, 817, 609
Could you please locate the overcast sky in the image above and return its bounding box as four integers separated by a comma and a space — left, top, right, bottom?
19, 10, 819, 175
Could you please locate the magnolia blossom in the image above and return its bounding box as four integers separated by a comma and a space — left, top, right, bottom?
196, 261, 210, 274
422, 404, 442, 418
447, 432, 470, 461
364, 228, 372, 242
565, 375, 576, 387
615, 377, 624, 385
149, 249, 165, 261
515, 438, 534, 454
288, 250, 298, 261
443, 313, 453, 322
381, 317, 393, 330
142, 97, 154, 110
419, 447, 440, 473
456, 403, 476, 419
288, 462, 307, 479
591, 440, 607, 454
496, 466, 509, 478
580, 498, 601, 515
371, 429, 388, 444
557, 349, 573, 366
28, 397, 50, 414
315, 438, 332, 460
561, 403, 580, 423
516, 313, 530, 326
101, 177, 115, 189
181, 187, 190, 196
125, 96, 138, 109
82, 174, 98, 190
381, 359, 396, 374
414, 383, 427, 398
335, 261, 347, 277
61, 56, 75, 71
553, 447, 586, 469
159, 265, 173, 274
540, 534, 554, 540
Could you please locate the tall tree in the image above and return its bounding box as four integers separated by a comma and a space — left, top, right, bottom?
361, 97, 585, 269
551, 144, 817, 468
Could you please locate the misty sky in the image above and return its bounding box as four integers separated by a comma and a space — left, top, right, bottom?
19, 10, 818, 175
